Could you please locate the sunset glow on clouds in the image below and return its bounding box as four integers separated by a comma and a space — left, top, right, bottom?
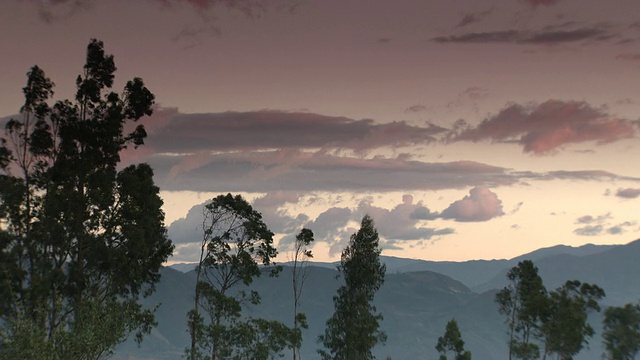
2, 0, 640, 263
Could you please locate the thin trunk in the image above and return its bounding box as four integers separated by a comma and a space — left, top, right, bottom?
292, 248, 298, 360
190, 227, 209, 360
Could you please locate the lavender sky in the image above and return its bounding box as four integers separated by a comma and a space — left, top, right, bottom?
2, 0, 640, 263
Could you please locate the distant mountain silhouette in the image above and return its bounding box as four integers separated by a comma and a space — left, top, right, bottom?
113, 239, 639, 359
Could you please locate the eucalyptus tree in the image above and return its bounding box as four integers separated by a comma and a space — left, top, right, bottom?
0, 39, 173, 359
290, 228, 314, 360
187, 193, 296, 360
602, 302, 640, 360
539, 280, 605, 360
436, 319, 471, 360
495, 260, 547, 360
318, 215, 386, 360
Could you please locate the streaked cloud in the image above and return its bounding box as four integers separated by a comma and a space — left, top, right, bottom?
573, 213, 636, 236
432, 25, 615, 45
617, 53, 640, 62
28, 0, 289, 17
455, 9, 493, 28
140, 108, 446, 155
523, 0, 561, 6
149, 151, 517, 193
574, 224, 604, 236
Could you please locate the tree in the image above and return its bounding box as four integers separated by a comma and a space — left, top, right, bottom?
0, 39, 174, 359
187, 193, 296, 360
318, 215, 386, 360
539, 280, 605, 360
495, 260, 547, 360
290, 228, 314, 360
602, 303, 640, 360
436, 319, 472, 360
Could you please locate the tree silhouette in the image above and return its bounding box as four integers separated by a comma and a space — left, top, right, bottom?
187, 193, 296, 360
436, 318, 472, 360
540, 280, 605, 360
0, 39, 173, 358
290, 228, 314, 360
602, 302, 640, 360
319, 215, 386, 360
496, 260, 547, 360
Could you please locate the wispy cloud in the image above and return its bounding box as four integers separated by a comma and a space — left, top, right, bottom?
27, 0, 295, 26
522, 0, 561, 7
455, 8, 493, 28
616, 53, 640, 62
573, 213, 636, 236
432, 25, 615, 45
448, 100, 636, 154
150, 151, 518, 193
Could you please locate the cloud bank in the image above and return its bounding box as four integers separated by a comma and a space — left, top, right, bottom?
140, 108, 446, 154
167, 186, 507, 261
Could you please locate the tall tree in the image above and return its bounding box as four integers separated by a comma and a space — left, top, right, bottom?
318, 215, 386, 360
436, 318, 472, 360
187, 193, 296, 360
495, 260, 547, 360
539, 280, 605, 360
602, 303, 640, 360
290, 228, 314, 360
0, 39, 174, 359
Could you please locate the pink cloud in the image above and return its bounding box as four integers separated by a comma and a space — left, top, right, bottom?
441, 187, 504, 222
451, 100, 636, 154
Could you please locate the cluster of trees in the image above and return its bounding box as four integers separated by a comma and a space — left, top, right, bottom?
2, 39, 639, 360
0, 39, 390, 360
184, 195, 388, 360
495, 260, 640, 360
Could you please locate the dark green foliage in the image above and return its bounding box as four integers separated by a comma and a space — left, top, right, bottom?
602, 302, 640, 360
495, 260, 546, 360
318, 215, 386, 360
436, 319, 471, 360
496, 261, 605, 360
187, 193, 295, 360
540, 280, 605, 359
0, 39, 174, 359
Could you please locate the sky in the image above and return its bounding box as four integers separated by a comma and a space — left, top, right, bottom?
1, 0, 640, 264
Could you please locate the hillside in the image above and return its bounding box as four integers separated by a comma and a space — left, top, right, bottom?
113, 239, 640, 359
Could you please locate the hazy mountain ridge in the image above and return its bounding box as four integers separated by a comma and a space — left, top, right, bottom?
115, 240, 639, 359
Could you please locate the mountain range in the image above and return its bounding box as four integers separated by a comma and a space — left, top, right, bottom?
113, 239, 640, 359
